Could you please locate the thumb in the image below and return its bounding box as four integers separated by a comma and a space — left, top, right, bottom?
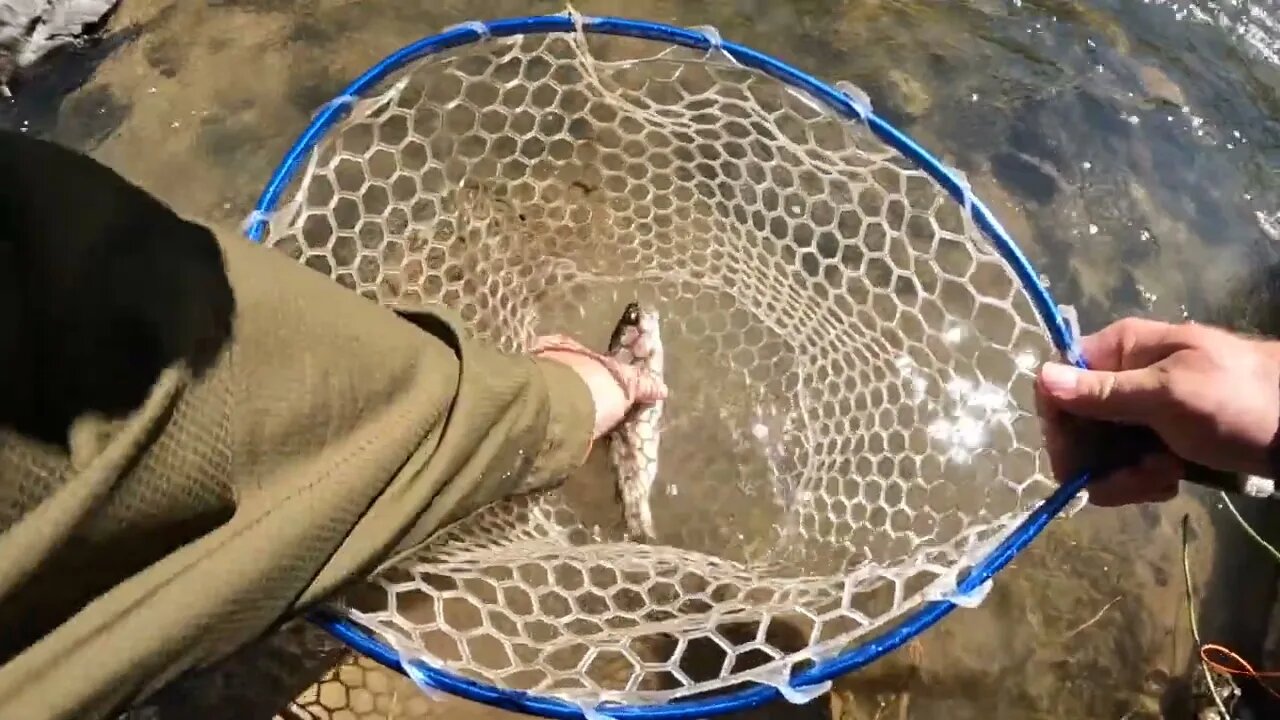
1038, 361, 1169, 424
619, 365, 668, 404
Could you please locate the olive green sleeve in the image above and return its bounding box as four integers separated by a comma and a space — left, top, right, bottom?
0, 233, 595, 720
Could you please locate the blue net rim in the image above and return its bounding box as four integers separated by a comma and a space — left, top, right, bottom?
246, 13, 1093, 720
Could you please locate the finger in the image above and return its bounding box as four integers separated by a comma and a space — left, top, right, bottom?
1088, 453, 1182, 507
1143, 452, 1186, 490
1088, 469, 1150, 507
1090, 474, 1179, 506
624, 367, 668, 403
1078, 318, 1188, 372
530, 335, 586, 354
1037, 362, 1171, 425
1035, 384, 1080, 484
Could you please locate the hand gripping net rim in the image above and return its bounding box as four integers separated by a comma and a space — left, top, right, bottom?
246, 13, 1090, 720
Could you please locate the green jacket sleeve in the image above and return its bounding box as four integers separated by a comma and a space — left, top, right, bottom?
0, 231, 595, 720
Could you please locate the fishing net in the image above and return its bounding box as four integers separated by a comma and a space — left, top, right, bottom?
251, 13, 1075, 715
282, 654, 451, 720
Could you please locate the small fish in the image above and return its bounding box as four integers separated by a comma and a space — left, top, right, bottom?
607, 302, 664, 542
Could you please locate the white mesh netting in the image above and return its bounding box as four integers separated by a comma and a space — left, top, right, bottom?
256, 18, 1065, 708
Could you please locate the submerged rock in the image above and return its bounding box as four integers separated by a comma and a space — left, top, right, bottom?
0, 0, 120, 96
884, 68, 932, 119
1137, 62, 1188, 107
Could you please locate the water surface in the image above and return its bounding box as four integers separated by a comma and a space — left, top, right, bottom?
4, 1, 1278, 719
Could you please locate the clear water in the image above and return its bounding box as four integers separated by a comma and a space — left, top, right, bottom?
4, 1, 1278, 719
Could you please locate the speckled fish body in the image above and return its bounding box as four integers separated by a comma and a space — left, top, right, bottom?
607, 302, 664, 541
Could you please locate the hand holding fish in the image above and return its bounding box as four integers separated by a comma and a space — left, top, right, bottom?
533, 304, 666, 541
533, 333, 667, 439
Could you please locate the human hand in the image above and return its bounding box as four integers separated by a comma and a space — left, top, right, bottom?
1035, 318, 1280, 506
531, 335, 667, 440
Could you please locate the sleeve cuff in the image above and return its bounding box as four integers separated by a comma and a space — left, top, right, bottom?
526, 356, 596, 487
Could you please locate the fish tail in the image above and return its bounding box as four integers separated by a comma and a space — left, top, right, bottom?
624, 491, 657, 542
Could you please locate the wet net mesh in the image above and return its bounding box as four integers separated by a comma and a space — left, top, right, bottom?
255, 20, 1064, 709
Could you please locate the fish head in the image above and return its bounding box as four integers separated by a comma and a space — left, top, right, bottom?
620, 302, 642, 327
630, 305, 662, 360
609, 302, 642, 352
609, 302, 662, 360
635, 305, 660, 336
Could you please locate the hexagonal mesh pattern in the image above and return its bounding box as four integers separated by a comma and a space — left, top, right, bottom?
280, 654, 443, 720
257, 22, 1062, 707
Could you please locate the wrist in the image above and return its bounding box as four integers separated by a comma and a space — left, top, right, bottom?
535, 351, 613, 437
1271, 366, 1280, 481
1257, 340, 1280, 480
1254, 338, 1280, 366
